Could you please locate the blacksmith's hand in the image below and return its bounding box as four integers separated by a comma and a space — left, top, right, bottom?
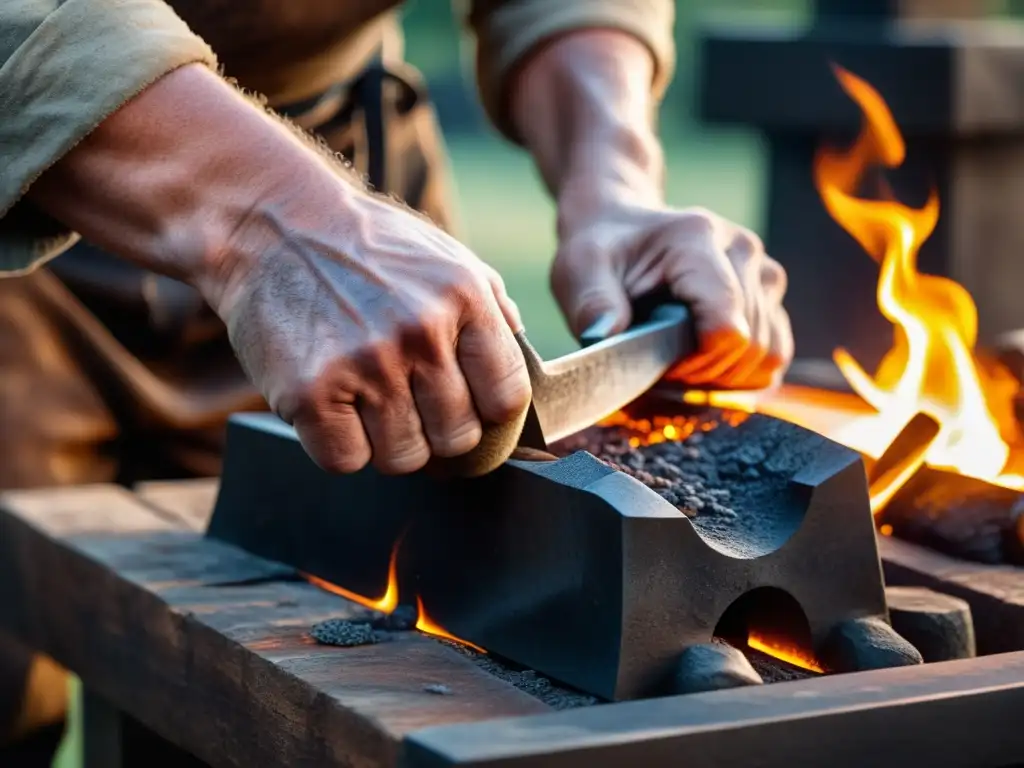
553, 204, 792, 391
28, 65, 531, 475
510, 29, 794, 391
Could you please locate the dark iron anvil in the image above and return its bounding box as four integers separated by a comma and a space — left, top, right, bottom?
207, 412, 891, 701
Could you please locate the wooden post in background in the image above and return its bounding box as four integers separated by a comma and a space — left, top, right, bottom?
698, 1, 1024, 373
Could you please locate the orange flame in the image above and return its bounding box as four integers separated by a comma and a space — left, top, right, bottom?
687, 66, 1024, 512
302, 540, 486, 653
414, 596, 486, 653
302, 541, 400, 614
747, 631, 824, 673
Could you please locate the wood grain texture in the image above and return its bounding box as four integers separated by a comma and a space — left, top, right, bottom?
0, 484, 549, 768
403, 650, 1024, 768
879, 534, 1024, 654
134, 478, 219, 532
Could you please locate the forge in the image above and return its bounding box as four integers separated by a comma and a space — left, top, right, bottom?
207, 406, 918, 703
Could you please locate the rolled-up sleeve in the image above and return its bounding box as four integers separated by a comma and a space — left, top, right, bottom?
462, 0, 675, 142
0, 0, 218, 275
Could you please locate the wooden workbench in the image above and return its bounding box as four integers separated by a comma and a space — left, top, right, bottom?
5, 478, 1024, 768
0, 479, 548, 767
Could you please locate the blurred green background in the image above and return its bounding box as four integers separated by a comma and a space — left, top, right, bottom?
49, 0, 1024, 765
398, 0, 1024, 360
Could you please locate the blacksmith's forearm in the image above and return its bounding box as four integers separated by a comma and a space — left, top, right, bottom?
510, 30, 666, 228
26, 64, 361, 308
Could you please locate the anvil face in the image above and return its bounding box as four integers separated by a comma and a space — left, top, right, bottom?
207, 412, 889, 701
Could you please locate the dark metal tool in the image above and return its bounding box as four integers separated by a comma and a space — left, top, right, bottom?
434, 300, 696, 477
208, 411, 896, 701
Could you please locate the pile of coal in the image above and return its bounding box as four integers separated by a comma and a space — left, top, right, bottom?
310, 619, 380, 647
585, 428, 740, 520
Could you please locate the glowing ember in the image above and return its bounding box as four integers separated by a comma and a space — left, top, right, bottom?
747, 632, 824, 673
598, 410, 748, 447
414, 596, 486, 653
683, 65, 1024, 513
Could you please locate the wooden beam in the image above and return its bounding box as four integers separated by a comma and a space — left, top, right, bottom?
0, 485, 548, 768
403, 651, 1024, 768
134, 478, 218, 533
879, 535, 1024, 654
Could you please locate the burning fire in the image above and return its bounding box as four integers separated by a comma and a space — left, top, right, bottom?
302, 543, 400, 614
747, 631, 824, 674
687, 65, 1024, 513
302, 541, 484, 652
598, 410, 748, 446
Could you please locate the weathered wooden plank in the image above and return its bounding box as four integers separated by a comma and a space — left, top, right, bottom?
879, 535, 1024, 654
403, 650, 1024, 768
134, 478, 219, 533
3, 484, 182, 535
0, 485, 550, 768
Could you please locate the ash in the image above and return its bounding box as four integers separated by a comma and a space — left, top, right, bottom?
557, 410, 833, 557
438, 639, 599, 710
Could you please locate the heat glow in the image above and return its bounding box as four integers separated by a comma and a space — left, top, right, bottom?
686, 65, 1024, 513
747, 632, 824, 674
414, 596, 486, 653
301, 542, 400, 614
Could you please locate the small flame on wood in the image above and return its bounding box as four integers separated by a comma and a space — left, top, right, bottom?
302, 539, 486, 653
414, 596, 486, 653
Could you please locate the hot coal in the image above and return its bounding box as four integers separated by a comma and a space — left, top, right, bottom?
310, 619, 380, 647
881, 466, 1024, 566
554, 408, 831, 557
744, 647, 820, 683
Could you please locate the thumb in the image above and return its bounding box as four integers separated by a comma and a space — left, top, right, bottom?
553, 254, 632, 343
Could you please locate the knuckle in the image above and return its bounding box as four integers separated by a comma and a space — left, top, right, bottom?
761, 256, 788, 295
482, 364, 532, 424
430, 418, 483, 458
447, 265, 492, 308
374, 442, 431, 475
733, 226, 765, 256
296, 423, 371, 475
351, 336, 400, 379
398, 306, 454, 355
319, 448, 371, 475
274, 374, 327, 424
678, 207, 719, 239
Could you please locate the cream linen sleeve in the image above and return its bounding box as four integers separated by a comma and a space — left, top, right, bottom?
0, 0, 218, 274
460, 0, 675, 142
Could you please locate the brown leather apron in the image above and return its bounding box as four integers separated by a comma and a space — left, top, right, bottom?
0, 54, 458, 490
